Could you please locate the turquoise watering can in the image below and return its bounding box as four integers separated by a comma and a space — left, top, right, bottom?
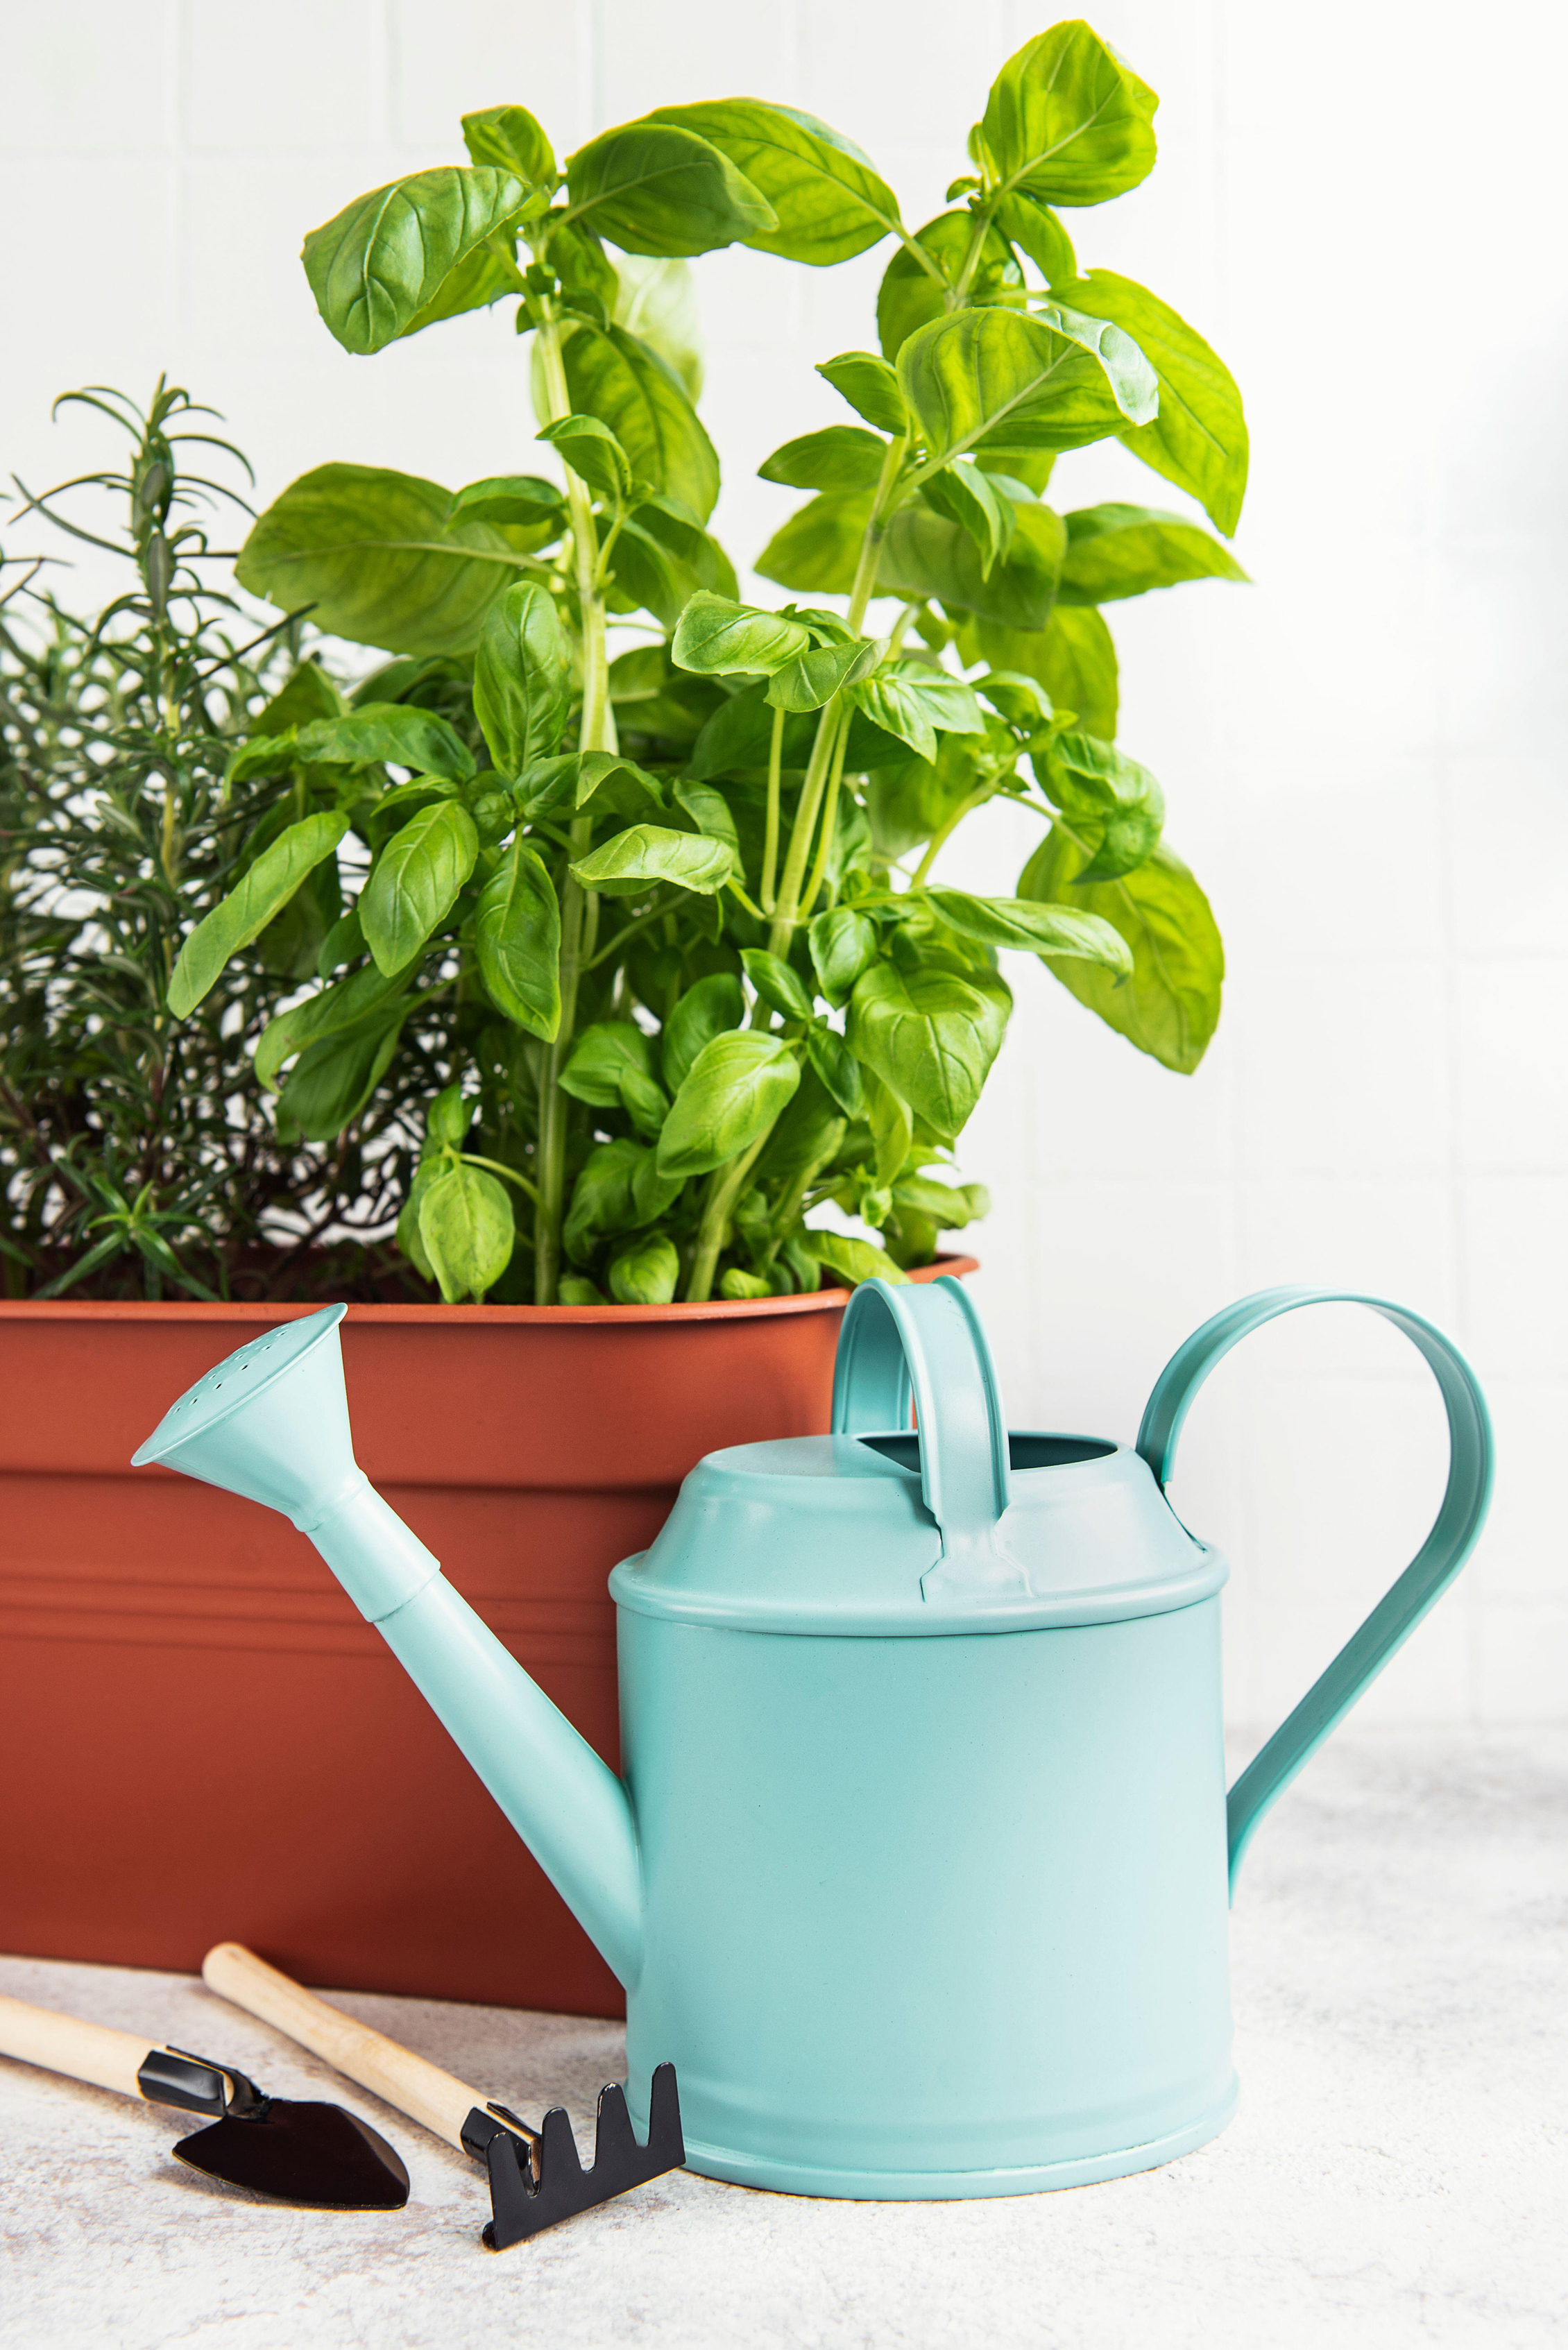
133, 1279, 1492, 2199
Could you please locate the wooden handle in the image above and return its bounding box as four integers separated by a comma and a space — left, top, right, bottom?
0, 1992, 151, 2101
202, 1943, 480, 2152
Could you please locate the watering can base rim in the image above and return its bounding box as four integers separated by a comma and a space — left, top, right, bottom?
676, 2079, 1238, 2199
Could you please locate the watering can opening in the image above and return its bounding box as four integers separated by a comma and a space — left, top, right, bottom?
858, 1431, 1118, 1474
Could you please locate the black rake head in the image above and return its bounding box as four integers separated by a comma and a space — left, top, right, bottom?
463, 2063, 684, 2251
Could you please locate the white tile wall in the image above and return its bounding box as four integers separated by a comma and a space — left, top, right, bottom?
3, 0, 1562, 1723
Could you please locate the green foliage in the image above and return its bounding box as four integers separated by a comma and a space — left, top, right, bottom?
563, 121, 776, 257
235, 465, 531, 658
1048, 271, 1249, 534
1018, 831, 1224, 1073
0, 384, 428, 1302
1057, 504, 1247, 602
15, 21, 1241, 1309
303, 169, 540, 354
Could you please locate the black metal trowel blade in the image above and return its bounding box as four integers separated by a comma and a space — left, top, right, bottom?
173, 2098, 410, 2211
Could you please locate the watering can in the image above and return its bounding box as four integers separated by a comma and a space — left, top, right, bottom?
133, 1278, 1492, 2200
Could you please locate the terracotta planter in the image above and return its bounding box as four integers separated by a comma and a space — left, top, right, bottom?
0, 1261, 972, 2016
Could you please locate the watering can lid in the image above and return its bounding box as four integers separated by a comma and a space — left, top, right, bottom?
610, 1279, 1223, 1637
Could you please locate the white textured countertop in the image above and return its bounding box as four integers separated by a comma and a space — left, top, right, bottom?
2, 1734, 1564, 2350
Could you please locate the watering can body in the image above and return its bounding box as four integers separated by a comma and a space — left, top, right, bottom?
133, 1278, 1492, 2199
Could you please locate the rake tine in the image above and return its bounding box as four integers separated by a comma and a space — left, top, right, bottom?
480, 2066, 685, 2251
593, 2081, 636, 2169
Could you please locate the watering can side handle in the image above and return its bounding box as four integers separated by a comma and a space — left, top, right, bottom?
1136, 1286, 1494, 1898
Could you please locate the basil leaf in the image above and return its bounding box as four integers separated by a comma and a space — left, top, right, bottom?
473, 580, 570, 779
817, 350, 909, 433
758, 426, 888, 493
672, 591, 812, 676
607, 1232, 681, 1304
427, 1084, 474, 1146
742, 948, 814, 1022
981, 23, 1159, 207
918, 459, 1016, 577
846, 960, 1011, 1139
570, 824, 734, 898
448, 475, 564, 532
808, 906, 879, 1008
752, 1068, 846, 1190
756, 491, 869, 596
865, 1069, 913, 1183
276, 1010, 406, 1142
1039, 731, 1164, 880
848, 661, 985, 763
237, 464, 527, 658
864, 735, 994, 859
671, 778, 740, 863
168, 811, 350, 1016
578, 752, 667, 814
461, 104, 554, 184
1048, 271, 1247, 535
563, 1138, 648, 1262
316, 905, 365, 978
396, 1159, 438, 1281
923, 885, 1134, 971
608, 640, 721, 746
661, 970, 744, 1093
1057, 503, 1248, 604
804, 1022, 865, 1116
537, 413, 633, 503
657, 1032, 801, 1177
475, 840, 561, 1039
879, 501, 1063, 629
647, 100, 902, 265
418, 1162, 515, 1303
899, 306, 1157, 465
685, 679, 817, 782
764, 636, 878, 712
994, 194, 1077, 286
361, 800, 479, 975
957, 606, 1118, 739
288, 702, 476, 781
805, 1231, 910, 1288
559, 1020, 661, 1109
303, 167, 538, 355
398, 240, 527, 339
254, 960, 407, 1090
891, 1173, 989, 1228
564, 120, 776, 256
253, 658, 345, 733
876, 210, 1024, 364
1019, 831, 1222, 1073
612, 253, 705, 400
559, 319, 719, 522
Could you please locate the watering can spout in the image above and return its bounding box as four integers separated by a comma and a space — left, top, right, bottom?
131, 1306, 643, 1987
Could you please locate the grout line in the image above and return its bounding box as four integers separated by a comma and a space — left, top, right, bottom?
375, 0, 395, 146
169, 0, 187, 341
582, 0, 603, 138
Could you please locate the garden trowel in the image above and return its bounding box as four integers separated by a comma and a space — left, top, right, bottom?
202, 1941, 684, 2248
0, 1988, 409, 2209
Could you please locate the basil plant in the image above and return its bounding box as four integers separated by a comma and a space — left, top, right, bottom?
189, 19, 1244, 1306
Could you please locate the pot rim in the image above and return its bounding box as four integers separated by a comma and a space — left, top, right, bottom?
0, 1253, 978, 1327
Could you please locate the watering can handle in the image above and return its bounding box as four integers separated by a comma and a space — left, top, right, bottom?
1137, 1286, 1493, 1894
833, 1276, 1014, 1574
